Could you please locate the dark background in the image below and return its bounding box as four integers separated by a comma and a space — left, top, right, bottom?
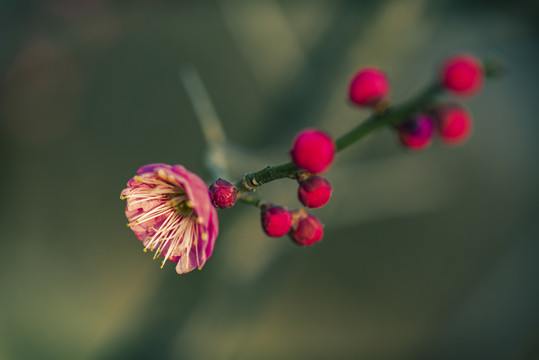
1, 1, 538, 359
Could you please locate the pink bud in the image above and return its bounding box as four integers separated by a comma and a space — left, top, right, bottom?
261, 206, 292, 237
397, 114, 434, 151
441, 54, 484, 97
290, 129, 335, 174
209, 179, 237, 209
298, 176, 332, 208
349, 67, 390, 107
434, 105, 473, 145
289, 209, 324, 246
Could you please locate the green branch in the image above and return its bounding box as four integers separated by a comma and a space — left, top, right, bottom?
236, 83, 442, 194
235, 59, 503, 196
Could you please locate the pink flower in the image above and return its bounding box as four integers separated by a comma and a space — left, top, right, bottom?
121, 164, 218, 274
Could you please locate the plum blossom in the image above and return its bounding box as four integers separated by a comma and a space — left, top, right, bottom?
121, 164, 218, 274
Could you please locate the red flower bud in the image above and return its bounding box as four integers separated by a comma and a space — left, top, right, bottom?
289, 209, 324, 246
434, 104, 473, 145
209, 179, 237, 209
349, 67, 390, 107
298, 176, 332, 208
397, 114, 434, 151
441, 54, 484, 97
261, 206, 292, 237
290, 129, 335, 174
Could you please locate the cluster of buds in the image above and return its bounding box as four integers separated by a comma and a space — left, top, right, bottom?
206, 53, 485, 249
209, 127, 335, 247
258, 128, 336, 246
122, 52, 497, 274
259, 205, 325, 246
349, 54, 482, 151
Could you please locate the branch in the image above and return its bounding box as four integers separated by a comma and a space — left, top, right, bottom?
236, 82, 443, 194
235, 58, 504, 195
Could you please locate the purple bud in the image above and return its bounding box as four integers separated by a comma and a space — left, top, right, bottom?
298, 176, 332, 208
209, 179, 237, 209
261, 206, 292, 237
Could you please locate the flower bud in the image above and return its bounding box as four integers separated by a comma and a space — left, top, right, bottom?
434, 104, 473, 145
290, 129, 335, 174
289, 209, 324, 246
298, 176, 332, 208
261, 206, 292, 237
349, 67, 390, 107
397, 114, 434, 151
440, 54, 484, 96
209, 178, 237, 209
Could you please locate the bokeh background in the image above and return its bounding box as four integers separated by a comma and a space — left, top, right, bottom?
1, 0, 538, 359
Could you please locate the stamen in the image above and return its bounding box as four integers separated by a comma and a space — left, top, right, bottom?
128, 195, 169, 206
158, 215, 192, 268
148, 212, 182, 252
132, 203, 171, 224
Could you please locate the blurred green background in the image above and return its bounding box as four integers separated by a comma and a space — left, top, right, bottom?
1, 1, 538, 359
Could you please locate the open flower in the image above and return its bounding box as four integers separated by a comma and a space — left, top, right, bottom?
121, 164, 218, 274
